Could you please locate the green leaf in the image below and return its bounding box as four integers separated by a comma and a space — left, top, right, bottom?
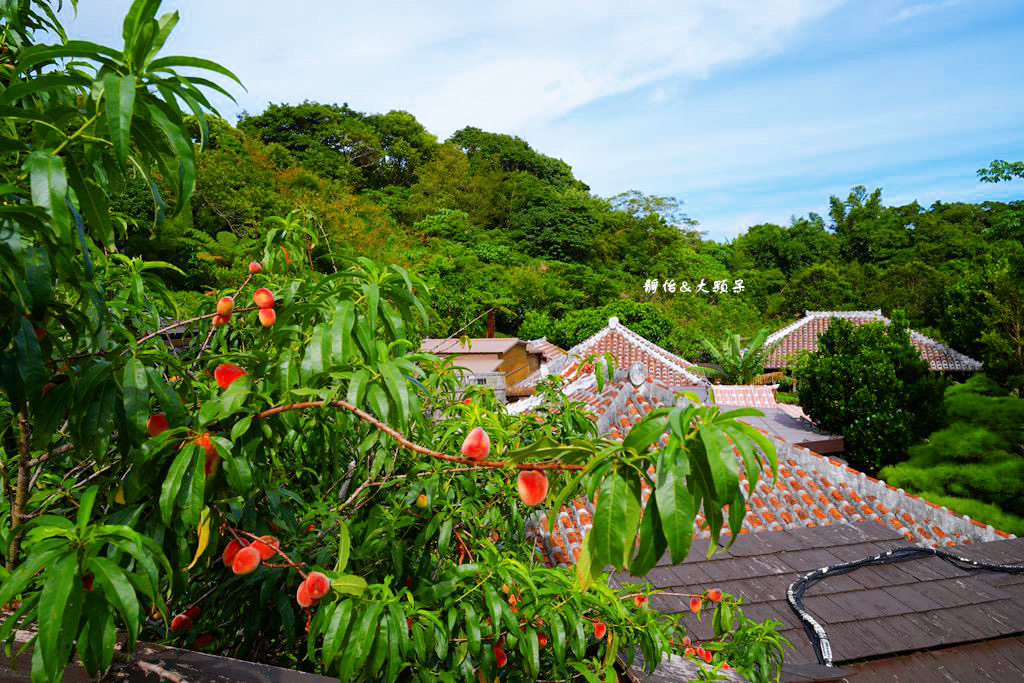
76, 485, 100, 533
379, 360, 410, 426
630, 495, 667, 576
347, 368, 369, 408
87, 556, 141, 648
330, 574, 368, 596
146, 55, 245, 87
336, 520, 351, 573
122, 357, 148, 441
64, 154, 115, 250
22, 247, 52, 318
701, 425, 739, 501
338, 602, 383, 682
551, 611, 567, 665
35, 552, 78, 672
655, 450, 696, 564
623, 411, 670, 453
159, 445, 193, 525
321, 600, 354, 669
14, 317, 45, 401
27, 150, 70, 240
591, 469, 642, 571
366, 383, 389, 421
331, 300, 355, 366
146, 368, 187, 427
464, 604, 482, 658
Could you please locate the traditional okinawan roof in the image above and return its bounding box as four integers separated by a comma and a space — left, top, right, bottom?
763, 310, 982, 372
523, 376, 1012, 570
525, 338, 565, 362
511, 318, 707, 393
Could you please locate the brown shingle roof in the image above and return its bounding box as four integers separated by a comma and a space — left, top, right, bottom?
763, 311, 982, 372
612, 524, 1024, 677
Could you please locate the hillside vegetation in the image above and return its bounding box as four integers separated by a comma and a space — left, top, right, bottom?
115, 102, 1024, 390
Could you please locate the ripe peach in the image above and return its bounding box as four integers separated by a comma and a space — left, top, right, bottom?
460, 426, 490, 461
538, 633, 548, 647
516, 470, 548, 506
493, 645, 507, 668
191, 633, 214, 650
248, 261, 262, 274
231, 546, 261, 575
462, 398, 471, 405
689, 596, 702, 614
82, 574, 94, 592
259, 308, 277, 328
222, 539, 247, 566
212, 313, 231, 327
34, 325, 46, 341
216, 297, 234, 316
594, 621, 607, 640
702, 649, 712, 664
635, 594, 648, 608
185, 606, 201, 619
214, 363, 246, 390
305, 571, 330, 600
296, 580, 314, 608
253, 288, 275, 309
171, 614, 193, 632
251, 535, 280, 560
708, 588, 723, 602
415, 494, 428, 509
41, 382, 57, 397
147, 413, 169, 438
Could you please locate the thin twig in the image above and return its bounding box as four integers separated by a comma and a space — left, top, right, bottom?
255, 400, 584, 472
26, 443, 73, 468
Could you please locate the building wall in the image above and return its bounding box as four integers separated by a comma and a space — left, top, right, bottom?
499, 344, 539, 386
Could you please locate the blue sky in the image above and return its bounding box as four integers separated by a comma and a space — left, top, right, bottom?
60, 0, 1023, 241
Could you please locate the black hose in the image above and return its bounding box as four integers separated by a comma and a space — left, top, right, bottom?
786, 545, 1024, 666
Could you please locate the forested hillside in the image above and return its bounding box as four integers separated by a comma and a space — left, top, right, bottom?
115, 101, 1024, 390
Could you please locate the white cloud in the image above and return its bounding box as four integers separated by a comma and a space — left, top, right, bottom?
63, 1, 844, 136
890, 0, 961, 23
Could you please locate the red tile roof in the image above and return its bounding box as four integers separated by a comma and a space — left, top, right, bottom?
763, 311, 982, 372
525, 338, 565, 362
711, 385, 777, 409
523, 378, 1012, 569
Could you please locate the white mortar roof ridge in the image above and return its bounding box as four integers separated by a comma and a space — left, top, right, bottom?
563, 319, 707, 386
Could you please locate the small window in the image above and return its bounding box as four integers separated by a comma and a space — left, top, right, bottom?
475, 378, 487, 385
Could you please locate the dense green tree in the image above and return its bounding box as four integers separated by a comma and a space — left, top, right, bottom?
404, 142, 503, 226
978, 159, 1024, 183
778, 262, 855, 315
448, 126, 583, 191
880, 375, 1024, 525
796, 312, 945, 473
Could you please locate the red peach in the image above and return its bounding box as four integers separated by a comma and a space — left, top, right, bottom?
258, 308, 277, 328
171, 614, 193, 632
193, 432, 216, 458
460, 426, 490, 461
703, 649, 712, 664
708, 588, 723, 602
594, 621, 607, 639
462, 398, 471, 405
251, 535, 280, 561
689, 596, 702, 614
213, 313, 231, 327
216, 297, 234, 316
82, 574, 94, 592
42, 382, 57, 397
538, 633, 548, 647
204, 449, 220, 477
191, 633, 214, 650
214, 363, 246, 390
635, 594, 648, 608
415, 494, 428, 509
305, 571, 330, 600
296, 580, 314, 608
248, 261, 262, 274
147, 413, 169, 438
493, 645, 507, 668
185, 606, 201, 619
222, 539, 247, 566
516, 470, 548, 506
253, 288, 275, 309
34, 326, 46, 341
231, 546, 261, 575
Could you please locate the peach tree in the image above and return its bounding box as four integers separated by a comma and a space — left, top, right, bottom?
0, 1, 778, 680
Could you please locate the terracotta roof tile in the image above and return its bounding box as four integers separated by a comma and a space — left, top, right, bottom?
763, 310, 982, 372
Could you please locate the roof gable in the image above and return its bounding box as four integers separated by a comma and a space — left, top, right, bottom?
763, 310, 982, 372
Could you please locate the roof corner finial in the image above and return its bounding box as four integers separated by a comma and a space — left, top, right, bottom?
608, 316, 619, 329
